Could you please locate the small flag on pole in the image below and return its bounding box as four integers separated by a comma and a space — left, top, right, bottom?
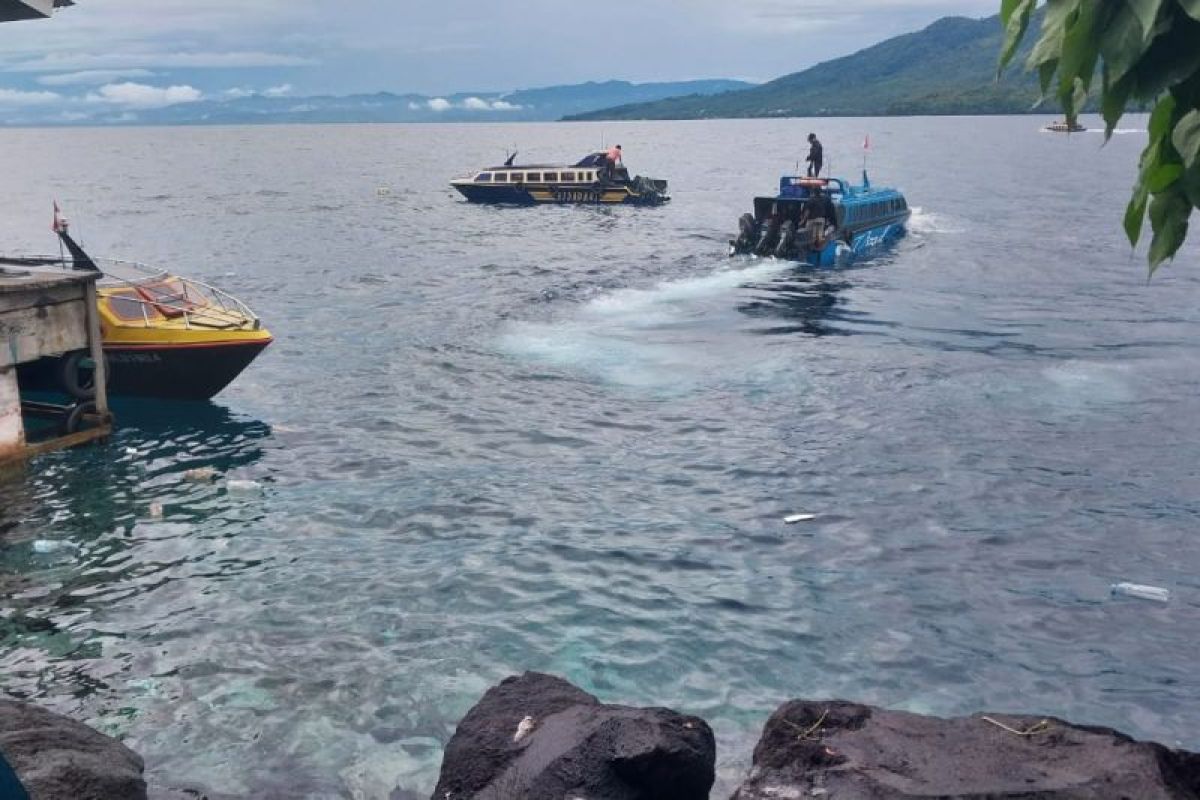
863, 134, 871, 150
52, 201, 64, 233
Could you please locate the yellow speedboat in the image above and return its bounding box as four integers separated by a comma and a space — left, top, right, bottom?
6, 221, 271, 400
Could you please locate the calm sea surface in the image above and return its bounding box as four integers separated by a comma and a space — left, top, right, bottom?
0, 116, 1197, 798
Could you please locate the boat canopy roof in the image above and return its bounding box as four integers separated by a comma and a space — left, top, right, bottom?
480, 152, 609, 171
774, 173, 905, 204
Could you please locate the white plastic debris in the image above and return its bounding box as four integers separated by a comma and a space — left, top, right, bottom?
148, 501, 164, 519
513, 715, 535, 742
1111, 582, 1170, 603
32, 539, 76, 554
784, 513, 817, 524
225, 479, 262, 494
183, 467, 218, 483
124, 447, 139, 456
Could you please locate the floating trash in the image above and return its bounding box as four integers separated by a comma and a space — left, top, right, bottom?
148, 501, 164, 519
513, 715, 535, 742
784, 513, 817, 524
376, 186, 392, 196
183, 467, 218, 483
226, 479, 263, 494
124, 447, 139, 456
32, 539, 76, 554
1111, 582, 1170, 603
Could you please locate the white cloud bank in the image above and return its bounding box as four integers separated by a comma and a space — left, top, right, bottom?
426, 96, 521, 112
87, 82, 203, 108
38, 69, 157, 86
0, 88, 61, 105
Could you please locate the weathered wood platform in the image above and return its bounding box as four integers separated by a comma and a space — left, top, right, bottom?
0, 266, 111, 463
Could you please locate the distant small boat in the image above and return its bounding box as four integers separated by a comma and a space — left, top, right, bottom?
451, 152, 668, 206
1043, 120, 1086, 133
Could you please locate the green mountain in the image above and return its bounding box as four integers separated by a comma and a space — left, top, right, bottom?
566, 14, 1046, 120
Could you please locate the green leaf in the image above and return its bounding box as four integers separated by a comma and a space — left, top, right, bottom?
1027, 0, 1076, 70
999, 0, 1037, 75
1147, 188, 1191, 271
1147, 162, 1184, 191
1127, 23, 1200, 101
1180, 0, 1200, 22
1172, 108, 1200, 167
1125, 181, 1150, 245
1127, 0, 1165, 39
1097, 3, 1147, 84
1149, 94, 1177, 143
1039, 60, 1059, 97
1101, 67, 1134, 139
1058, 1, 1100, 96
1181, 163, 1200, 207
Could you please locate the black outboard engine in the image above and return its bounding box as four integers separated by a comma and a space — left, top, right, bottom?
754, 217, 781, 256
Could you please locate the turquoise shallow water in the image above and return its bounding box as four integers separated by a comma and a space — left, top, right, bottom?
1, 116, 1199, 797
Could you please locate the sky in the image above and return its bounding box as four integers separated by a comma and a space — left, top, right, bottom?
0, 0, 999, 115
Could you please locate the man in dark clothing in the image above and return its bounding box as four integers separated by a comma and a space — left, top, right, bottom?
805, 133, 823, 177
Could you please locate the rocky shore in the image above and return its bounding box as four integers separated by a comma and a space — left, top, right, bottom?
2, 674, 1198, 798
432, 672, 1200, 800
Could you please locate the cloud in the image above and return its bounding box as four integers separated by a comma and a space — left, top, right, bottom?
0, 88, 61, 105
427, 97, 452, 111
37, 69, 157, 86
224, 87, 256, 99
490, 99, 521, 110
263, 83, 293, 97
87, 82, 203, 108
462, 96, 490, 110
8, 51, 314, 73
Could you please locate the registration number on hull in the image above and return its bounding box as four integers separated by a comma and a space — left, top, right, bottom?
552, 190, 603, 203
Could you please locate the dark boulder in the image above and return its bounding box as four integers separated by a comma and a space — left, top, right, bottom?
431, 671, 714, 800
0, 700, 147, 800
732, 699, 1200, 799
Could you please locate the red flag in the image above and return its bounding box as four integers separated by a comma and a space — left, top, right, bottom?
863, 134, 871, 150
52, 201, 63, 233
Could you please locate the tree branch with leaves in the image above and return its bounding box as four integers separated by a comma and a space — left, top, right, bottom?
999, 0, 1200, 272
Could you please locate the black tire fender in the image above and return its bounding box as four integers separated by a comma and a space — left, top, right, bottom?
57, 350, 109, 400
60, 401, 97, 435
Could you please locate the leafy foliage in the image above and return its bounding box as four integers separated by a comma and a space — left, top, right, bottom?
1000, 0, 1200, 271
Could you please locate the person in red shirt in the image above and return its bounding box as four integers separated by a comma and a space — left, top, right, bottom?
607, 144, 622, 166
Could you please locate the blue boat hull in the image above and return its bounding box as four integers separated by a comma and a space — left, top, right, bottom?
806, 219, 908, 267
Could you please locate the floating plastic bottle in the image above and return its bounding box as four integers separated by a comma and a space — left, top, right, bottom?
1110, 582, 1170, 603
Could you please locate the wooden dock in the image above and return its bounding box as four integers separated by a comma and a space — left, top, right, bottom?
0, 265, 111, 464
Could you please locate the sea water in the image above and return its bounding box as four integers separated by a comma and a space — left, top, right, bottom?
0, 115, 1197, 798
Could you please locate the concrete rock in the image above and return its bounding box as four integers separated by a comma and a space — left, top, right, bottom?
431, 672, 714, 800
0, 700, 146, 800
732, 699, 1200, 799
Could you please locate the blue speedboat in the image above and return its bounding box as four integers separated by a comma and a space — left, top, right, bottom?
730, 172, 910, 266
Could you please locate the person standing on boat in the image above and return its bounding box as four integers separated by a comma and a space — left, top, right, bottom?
805, 133, 823, 177
603, 144, 623, 181
802, 185, 835, 247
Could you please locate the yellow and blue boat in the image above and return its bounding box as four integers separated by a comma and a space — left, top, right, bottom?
451, 152, 668, 206
6, 223, 271, 401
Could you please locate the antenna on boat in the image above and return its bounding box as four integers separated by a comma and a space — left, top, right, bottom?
862, 134, 871, 188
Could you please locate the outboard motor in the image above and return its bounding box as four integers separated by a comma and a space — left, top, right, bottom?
774, 220, 797, 259
754, 217, 781, 256
733, 213, 757, 254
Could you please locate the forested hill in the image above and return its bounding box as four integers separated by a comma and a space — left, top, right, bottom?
566, 14, 1047, 120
